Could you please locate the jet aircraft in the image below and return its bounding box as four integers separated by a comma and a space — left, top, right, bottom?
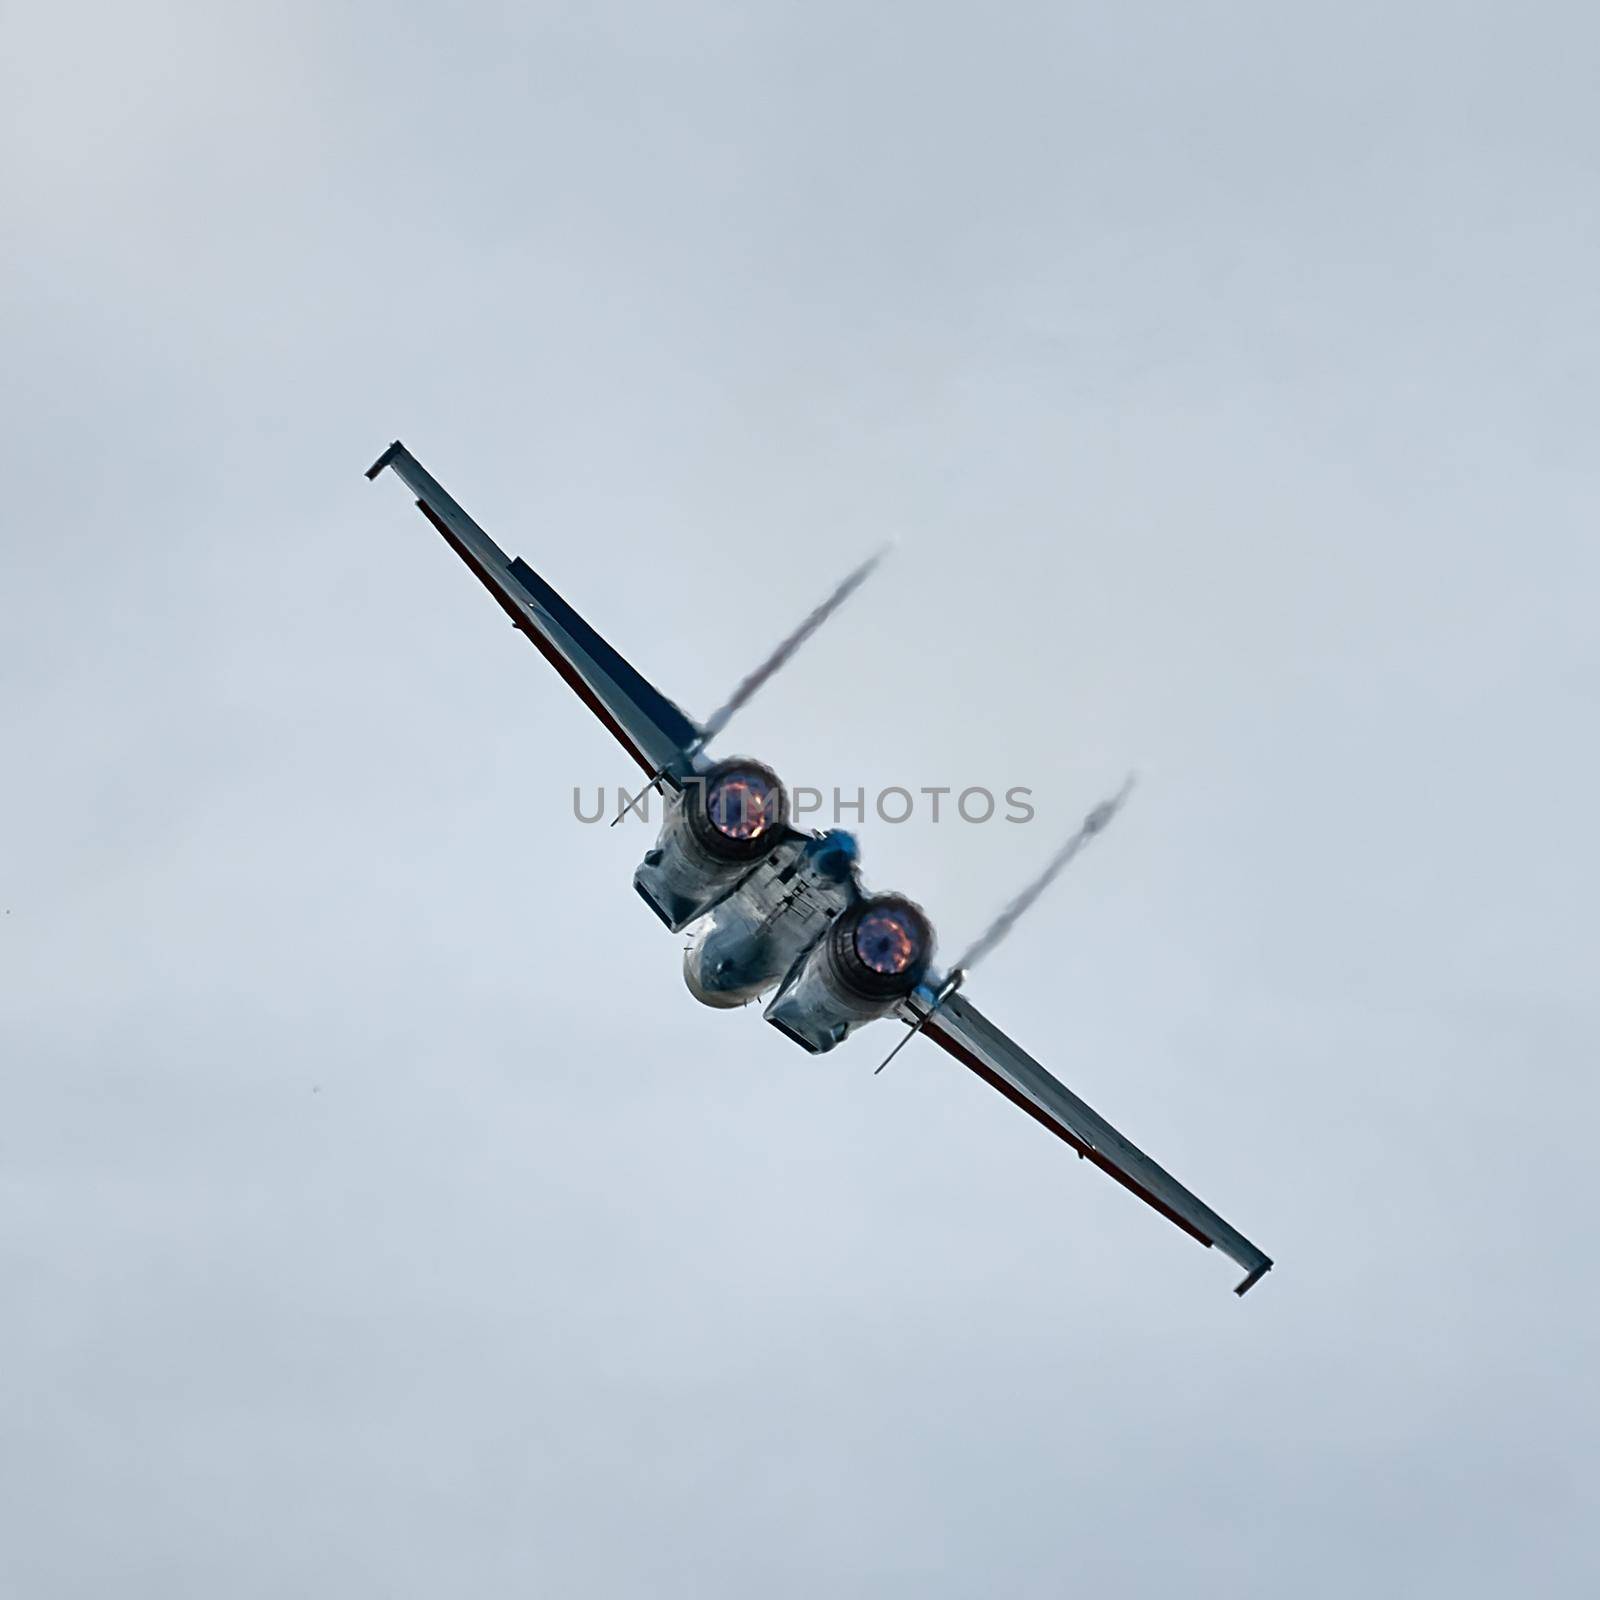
366, 441, 1273, 1296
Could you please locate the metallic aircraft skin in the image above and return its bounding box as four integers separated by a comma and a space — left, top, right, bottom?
366, 440, 1274, 1297
681, 828, 863, 1009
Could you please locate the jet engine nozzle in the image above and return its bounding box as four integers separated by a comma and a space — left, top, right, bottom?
826, 894, 935, 1002
686, 759, 790, 864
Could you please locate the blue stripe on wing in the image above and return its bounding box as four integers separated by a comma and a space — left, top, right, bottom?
506, 557, 703, 757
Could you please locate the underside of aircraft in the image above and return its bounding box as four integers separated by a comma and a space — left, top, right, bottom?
366, 440, 1273, 1297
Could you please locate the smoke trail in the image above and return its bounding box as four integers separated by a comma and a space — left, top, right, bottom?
698, 546, 889, 744
951, 775, 1137, 975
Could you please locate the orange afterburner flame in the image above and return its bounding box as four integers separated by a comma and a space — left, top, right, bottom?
854, 906, 920, 975
707, 774, 775, 841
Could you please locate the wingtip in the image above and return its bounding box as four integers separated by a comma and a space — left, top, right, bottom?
1233, 1261, 1273, 1297
364, 440, 405, 481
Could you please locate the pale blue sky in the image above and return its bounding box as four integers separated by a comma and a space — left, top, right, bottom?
2, 3, 1596, 1594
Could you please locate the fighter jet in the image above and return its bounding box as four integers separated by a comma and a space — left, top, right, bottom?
366, 441, 1273, 1296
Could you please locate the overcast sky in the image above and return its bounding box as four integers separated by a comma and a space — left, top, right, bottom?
2, 2, 1597, 1595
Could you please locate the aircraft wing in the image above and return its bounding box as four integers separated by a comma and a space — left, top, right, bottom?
908, 989, 1273, 1295
366, 441, 705, 783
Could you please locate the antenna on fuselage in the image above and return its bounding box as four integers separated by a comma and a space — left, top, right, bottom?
874, 775, 1137, 1072
611, 545, 890, 825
